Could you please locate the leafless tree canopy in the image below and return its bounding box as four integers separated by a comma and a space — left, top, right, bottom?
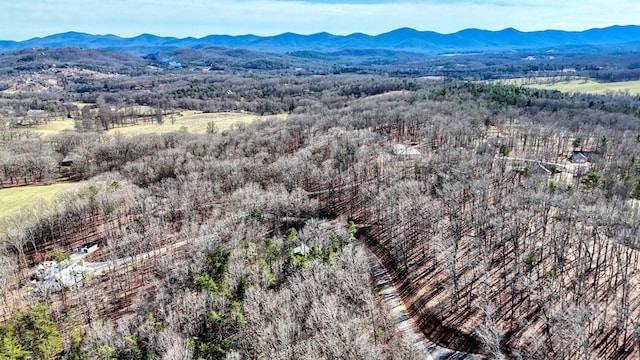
1, 60, 640, 359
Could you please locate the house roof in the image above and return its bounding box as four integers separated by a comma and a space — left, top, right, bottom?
570, 152, 588, 163
488, 136, 513, 147
570, 150, 601, 164
27, 109, 47, 118
59, 154, 81, 164
390, 144, 420, 156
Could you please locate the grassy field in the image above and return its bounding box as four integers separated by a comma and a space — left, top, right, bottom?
107, 111, 288, 135
0, 183, 81, 218
35, 118, 76, 135
26, 111, 287, 137
499, 77, 640, 95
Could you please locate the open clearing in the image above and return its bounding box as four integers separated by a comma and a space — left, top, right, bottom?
0, 183, 81, 218
35, 118, 76, 135
107, 111, 288, 135
498, 77, 640, 95
27, 111, 287, 137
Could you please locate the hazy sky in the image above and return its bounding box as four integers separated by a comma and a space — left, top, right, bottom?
2, 0, 639, 40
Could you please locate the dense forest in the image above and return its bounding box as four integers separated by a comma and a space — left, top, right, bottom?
1, 48, 640, 359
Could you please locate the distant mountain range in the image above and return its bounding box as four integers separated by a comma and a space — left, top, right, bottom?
2, 26, 640, 55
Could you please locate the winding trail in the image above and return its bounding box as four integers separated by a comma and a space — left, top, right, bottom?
364, 244, 486, 360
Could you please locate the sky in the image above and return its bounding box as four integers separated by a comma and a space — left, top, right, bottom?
2, 0, 639, 41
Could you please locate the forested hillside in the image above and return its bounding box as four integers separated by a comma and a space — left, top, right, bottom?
1, 53, 640, 359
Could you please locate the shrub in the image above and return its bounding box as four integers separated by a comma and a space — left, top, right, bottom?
53, 249, 71, 263
523, 252, 537, 272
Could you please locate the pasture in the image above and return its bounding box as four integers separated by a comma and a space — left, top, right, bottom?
500, 77, 640, 95
26, 111, 287, 136
35, 118, 75, 135
106, 111, 288, 135
0, 183, 80, 218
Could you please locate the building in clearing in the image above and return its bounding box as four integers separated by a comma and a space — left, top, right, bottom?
58, 154, 81, 167
27, 109, 47, 117
570, 152, 588, 164
31, 243, 100, 293
78, 243, 98, 254
570, 150, 602, 164
390, 144, 421, 157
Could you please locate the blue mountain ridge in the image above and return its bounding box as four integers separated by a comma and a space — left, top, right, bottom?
1, 25, 639, 55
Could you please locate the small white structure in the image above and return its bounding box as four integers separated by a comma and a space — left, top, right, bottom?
390, 144, 421, 157
78, 243, 98, 254
293, 243, 311, 257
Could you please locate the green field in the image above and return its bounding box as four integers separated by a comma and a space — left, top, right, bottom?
107, 111, 288, 135
500, 77, 640, 95
0, 183, 81, 218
